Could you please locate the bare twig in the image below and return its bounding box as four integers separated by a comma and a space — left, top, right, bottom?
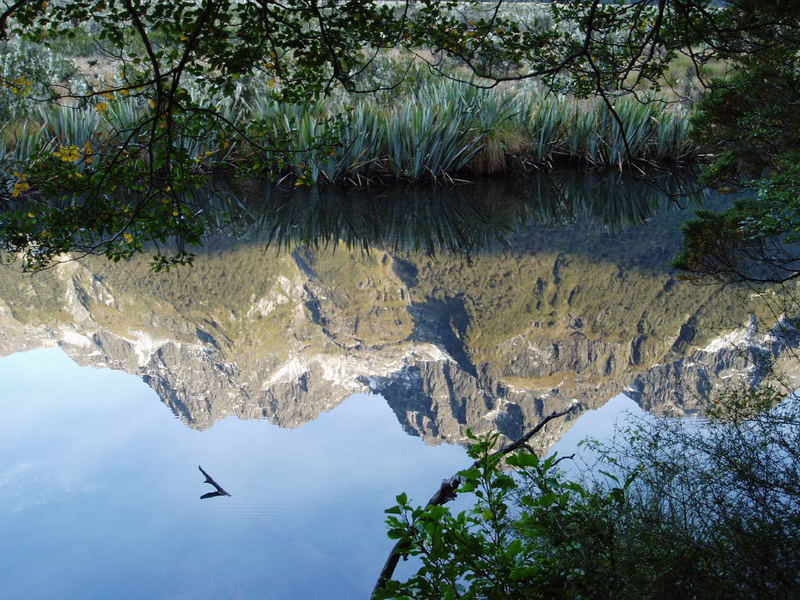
198, 464, 231, 499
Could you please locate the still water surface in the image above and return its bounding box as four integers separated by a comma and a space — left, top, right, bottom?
0, 173, 777, 598
0, 347, 639, 600
0, 347, 469, 599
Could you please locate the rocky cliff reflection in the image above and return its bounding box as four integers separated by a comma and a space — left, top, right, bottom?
0, 173, 796, 453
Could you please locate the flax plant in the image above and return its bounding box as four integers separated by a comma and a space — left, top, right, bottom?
39, 104, 100, 149
526, 95, 565, 164
379, 91, 484, 181
1, 72, 697, 187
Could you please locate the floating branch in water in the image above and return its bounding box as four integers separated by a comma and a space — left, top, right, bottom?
198, 464, 231, 500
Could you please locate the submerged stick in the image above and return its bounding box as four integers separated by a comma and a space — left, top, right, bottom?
370, 403, 581, 599
198, 464, 231, 499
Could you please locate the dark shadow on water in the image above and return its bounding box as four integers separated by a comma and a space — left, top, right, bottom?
189, 169, 729, 272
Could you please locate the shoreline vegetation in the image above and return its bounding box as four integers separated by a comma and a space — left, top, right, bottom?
0, 43, 697, 191
0, 2, 711, 270
0, 77, 696, 187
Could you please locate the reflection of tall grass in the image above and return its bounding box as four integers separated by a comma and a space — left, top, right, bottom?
205, 169, 702, 254
226, 182, 514, 255
544, 169, 704, 231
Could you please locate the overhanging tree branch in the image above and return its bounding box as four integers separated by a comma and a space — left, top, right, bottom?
371, 402, 582, 599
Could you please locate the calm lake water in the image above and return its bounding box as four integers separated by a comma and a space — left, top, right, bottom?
0, 347, 640, 600
0, 174, 781, 599
0, 347, 469, 599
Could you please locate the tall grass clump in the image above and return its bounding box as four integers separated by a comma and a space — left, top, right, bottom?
378, 81, 485, 181
526, 94, 565, 164
247, 96, 372, 185
597, 97, 695, 166
0, 64, 698, 186
39, 104, 100, 149
247, 80, 493, 184
462, 84, 527, 174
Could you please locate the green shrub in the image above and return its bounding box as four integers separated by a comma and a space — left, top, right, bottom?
378, 395, 800, 600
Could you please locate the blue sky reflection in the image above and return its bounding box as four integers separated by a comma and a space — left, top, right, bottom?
0, 347, 469, 600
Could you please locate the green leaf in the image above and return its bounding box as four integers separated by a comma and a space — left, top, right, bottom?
510, 566, 539, 581
507, 452, 539, 468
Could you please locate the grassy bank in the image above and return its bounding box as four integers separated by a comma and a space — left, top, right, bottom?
0, 75, 695, 189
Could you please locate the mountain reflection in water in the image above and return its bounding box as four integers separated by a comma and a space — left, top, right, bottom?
0, 171, 796, 454
2, 172, 799, 600
0, 347, 468, 600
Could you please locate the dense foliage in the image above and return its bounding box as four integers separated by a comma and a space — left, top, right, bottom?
0, 0, 797, 277
670, 1, 800, 281
377, 393, 800, 599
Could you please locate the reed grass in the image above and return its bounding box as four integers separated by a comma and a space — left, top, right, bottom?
2, 76, 698, 187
